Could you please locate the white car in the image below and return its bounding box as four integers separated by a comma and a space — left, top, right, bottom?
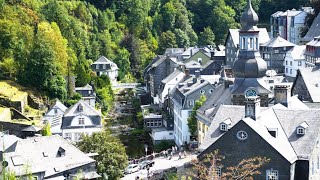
125, 164, 140, 174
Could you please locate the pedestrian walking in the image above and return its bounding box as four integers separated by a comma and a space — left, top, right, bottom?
184, 150, 187, 158
169, 151, 173, 160
175, 145, 178, 153
178, 152, 181, 160
172, 146, 175, 153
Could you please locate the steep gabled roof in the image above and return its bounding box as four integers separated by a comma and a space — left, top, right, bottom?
302, 13, 320, 42
52, 99, 68, 112
4, 135, 96, 177
75, 84, 93, 91
286, 45, 306, 60
64, 100, 100, 117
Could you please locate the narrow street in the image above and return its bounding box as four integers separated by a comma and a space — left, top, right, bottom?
121, 152, 197, 180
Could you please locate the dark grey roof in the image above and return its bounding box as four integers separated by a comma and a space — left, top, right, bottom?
200, 99, 320, 162
302, 13, 320, 42
231, 78, 271, 95
233, 52, 268, 78
240, 0, 259, 31
260, 36, 295, 48
296, 67, 320, 102
196, 85, 233, 125
21, 125, 41, 132
4, 135, 96, 177
61, 115, 101, 129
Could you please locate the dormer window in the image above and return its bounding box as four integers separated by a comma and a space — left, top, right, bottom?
296, 122, 309, 135
297, 127, 305, 135
220, 124, 228, 132
220, 119, 232, 132
57, 147, 65, 157
78, 104, 83, 112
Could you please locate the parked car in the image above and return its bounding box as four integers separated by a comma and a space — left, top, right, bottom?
139, 160, 155, 169
125, 164, 140, 174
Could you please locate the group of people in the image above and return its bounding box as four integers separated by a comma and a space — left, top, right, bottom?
161, 146, 187, 160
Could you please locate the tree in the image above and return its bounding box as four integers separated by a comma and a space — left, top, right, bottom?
0, 57, 17, 79
188, 150, 270, 180
77, 131, 128, 180
42, 123, 52, 136
199, 27, 215, 46
158, 30, 177, 54
187, 95, 206, 136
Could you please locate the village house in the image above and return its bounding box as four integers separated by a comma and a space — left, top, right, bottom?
1, 134, 100, 179
260, 35, 295, 73
171, 71, 216, 146
91, 56, 119, 83
284, 45, 306, 78
61, 100, 102, 142
75, 84, 96, 108
270, 8, 311, 44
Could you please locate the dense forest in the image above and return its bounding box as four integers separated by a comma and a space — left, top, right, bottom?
0, 0, 313, 103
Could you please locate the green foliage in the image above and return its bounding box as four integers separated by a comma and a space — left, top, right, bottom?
42, 122, 52, 136
199, 27, 215, 46
77, 131, 128, 180
0, 57, 17, 79
187, 95, 206, 136
94, 75, 114, 112
154, 140, 176, 152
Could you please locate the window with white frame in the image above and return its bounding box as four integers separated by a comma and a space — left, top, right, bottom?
96, 64, 99, 69
298, 61, 302, 66
209, 89, 214, 94
236, 130, 248, 140
79, 117, 85, 125
103, 64, 106, 69
188, 99, 194, 107
266, 169, 278, 180
54, 109, 58, 115
200, 90, 205, 94
290, 69, 292, 74
220, 123, 228, 132
297, 127, 305, 135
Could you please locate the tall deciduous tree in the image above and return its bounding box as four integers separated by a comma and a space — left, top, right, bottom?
158, 30, 177, 54
77, 131, 128, 180
199, 27, 215, 46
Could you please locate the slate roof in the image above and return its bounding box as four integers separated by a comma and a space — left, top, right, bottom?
296, 67, 320, 102
227, 28, 270, 47
161, 69, 184, 84
51, 99, 68, 112
0, 134, 20, 152
231, 77, 271, 95
75, 84, 93, 91
200, 99, 320, 162
306, 36, 320, 47
92, 56, 118, 70
286, 45, 306, 60
302, 13, 320, 42
260, 35, 296, 48
64, 100, 100, 117
4, 135, 96, 177
196, 85, 232, 125
62, 100, 101, 129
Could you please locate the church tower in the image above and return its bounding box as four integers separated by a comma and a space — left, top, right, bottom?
231, 0, 271, 107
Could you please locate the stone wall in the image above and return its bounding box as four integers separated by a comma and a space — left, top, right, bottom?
0, 108, 11, 122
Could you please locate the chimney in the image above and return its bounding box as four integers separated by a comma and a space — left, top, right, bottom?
274, 84, 291, 107
245, 96, 260, 120
193, 76, 197, 84
195, 70, 200, 78
185, 69, 190, 77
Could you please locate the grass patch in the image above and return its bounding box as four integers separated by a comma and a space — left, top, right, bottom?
0, 81, 28, 101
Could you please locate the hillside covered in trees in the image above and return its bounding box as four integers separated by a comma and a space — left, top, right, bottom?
0, 0, 311, 102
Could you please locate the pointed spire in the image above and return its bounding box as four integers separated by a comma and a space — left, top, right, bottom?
240, 0, 259, 31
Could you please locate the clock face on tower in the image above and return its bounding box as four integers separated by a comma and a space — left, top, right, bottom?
245, 89, 257, 98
